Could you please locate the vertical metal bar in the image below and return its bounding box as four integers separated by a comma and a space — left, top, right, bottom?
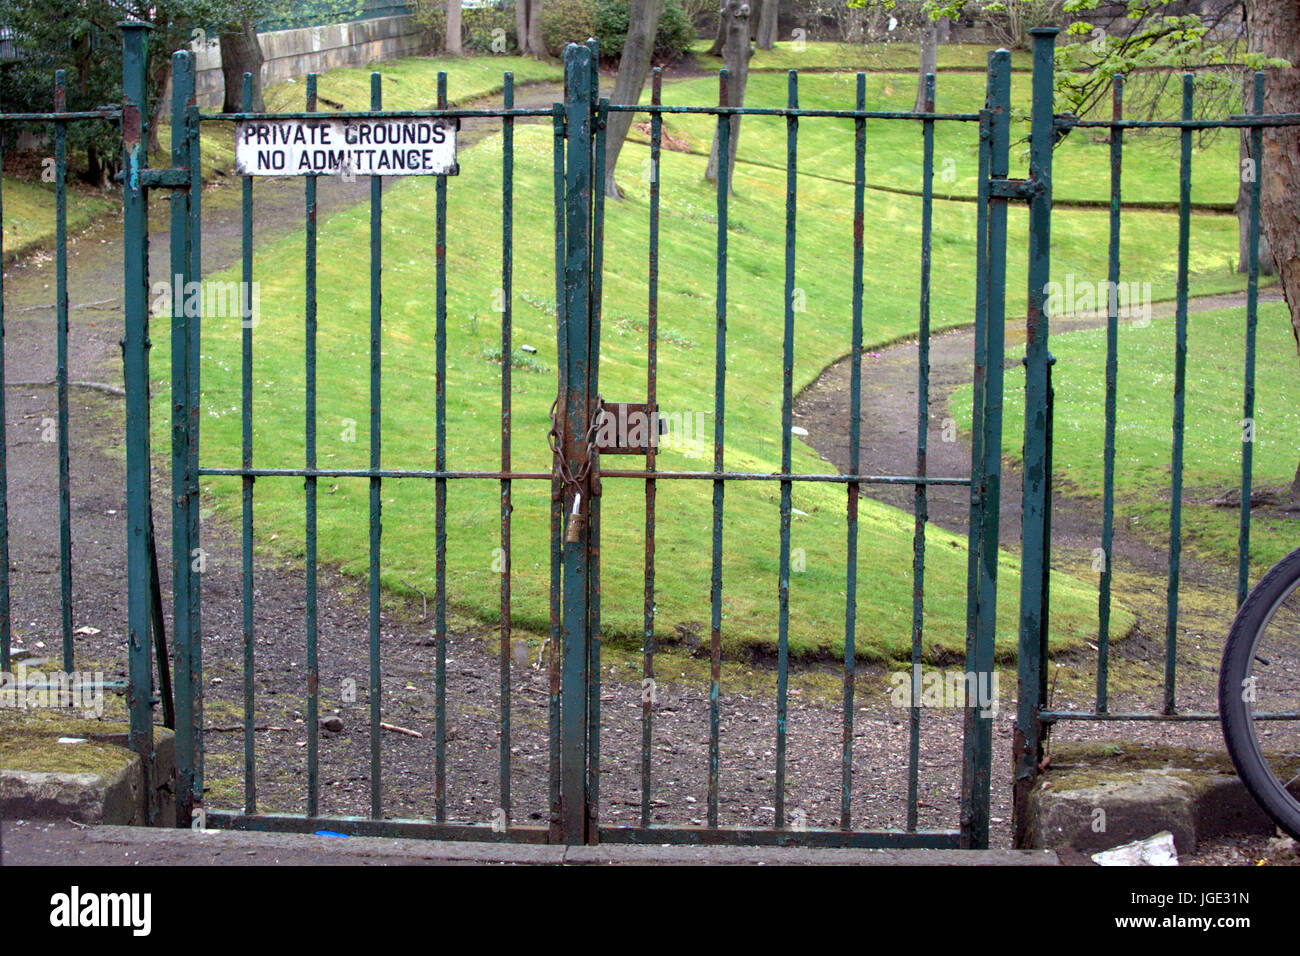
169, 46, 197, 825
907, 71, 935, 833
368, 71, 384, 819
641, 68, 662, 830
303, 72, 318, 818
775, 69, 798, 829
1097, 76, 1123, 713
587, 84, 607, 842
584, 39, 604, 841
242, 71, 258, 814
1164, 74, 1194, 715
120, 18, 154, 811
54, 70, 73, 673
708, 67, 729, 831
560, 43, 594, 844
841, 72, 865, 831
434, 70, 449, 825
186, 93, 204, 816
961, 102, 992, 843
1012, 29, 1057, 844
548, 101, 566, 844
1237, 73, 1265, 608
0, 120, 9, 673
499, 70, 514, 830
974, 48, 1013, 850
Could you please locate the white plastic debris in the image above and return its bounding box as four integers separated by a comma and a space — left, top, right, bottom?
56, 737, 87, 745
1091, 830, 1179, 866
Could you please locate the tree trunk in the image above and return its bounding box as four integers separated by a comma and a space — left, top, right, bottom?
705, 0, 751, 190
846, 6, 866, 44
757, 0, 778, 50
915, 18, 938, 112
604, 0, 663, 198
528, 0, 546, 58
516, 0, 532, 55
446, 0, 463, 54
1243, 0, 1300, 499
220, 17, 265, 115
1237, 80, 1276, 275
708, 6, 727, 55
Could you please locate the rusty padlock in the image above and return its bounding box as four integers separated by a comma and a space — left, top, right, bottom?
565, 491, 585, 543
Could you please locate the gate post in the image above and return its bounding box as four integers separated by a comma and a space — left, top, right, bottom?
558, 42, 595, 844
1013, 26, 1058, 845
120, 19, 155, 821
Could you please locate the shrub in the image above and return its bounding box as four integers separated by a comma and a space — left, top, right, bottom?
541, 0, 696, 61
539, 0, 599, 57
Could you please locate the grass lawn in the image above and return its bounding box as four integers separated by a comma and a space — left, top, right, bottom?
638, 70, 1241, 208
1, 175, 117, 263
160, 54, 1283, 663
953, 301, 1300, 578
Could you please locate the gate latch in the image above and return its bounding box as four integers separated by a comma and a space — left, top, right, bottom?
594, 402, 663, 455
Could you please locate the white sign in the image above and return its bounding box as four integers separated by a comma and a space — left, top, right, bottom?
235, 117, 458, 177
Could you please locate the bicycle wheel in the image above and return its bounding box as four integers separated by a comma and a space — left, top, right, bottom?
1219, 547, 1300, 840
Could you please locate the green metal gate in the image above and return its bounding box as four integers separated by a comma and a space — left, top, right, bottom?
9, 18, 1299, 851
114, 23, 1018, 847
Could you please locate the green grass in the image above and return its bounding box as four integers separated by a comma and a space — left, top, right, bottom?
145, 68, 1188, 662
0, 175, 117, 263
690, 39, 1033, 73
638, 70, 1241, 207
952, 301, 1300, 576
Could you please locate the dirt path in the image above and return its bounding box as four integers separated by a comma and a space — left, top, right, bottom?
794, 290, 1286, 761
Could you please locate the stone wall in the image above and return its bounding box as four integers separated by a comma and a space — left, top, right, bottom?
190, 14, 429, 109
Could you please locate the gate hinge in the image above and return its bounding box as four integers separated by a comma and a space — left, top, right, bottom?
1051, 112, 1078, 146
115, 167, 191, 189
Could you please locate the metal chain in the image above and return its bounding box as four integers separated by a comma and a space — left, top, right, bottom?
548, 395, 604, 497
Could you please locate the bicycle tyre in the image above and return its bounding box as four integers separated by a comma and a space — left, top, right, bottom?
1219, 546, 1300, 841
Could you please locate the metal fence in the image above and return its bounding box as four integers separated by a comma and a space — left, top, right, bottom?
0, 74, 150, 699
1010, 31, 1300, 833
4, 21, 1299, 847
